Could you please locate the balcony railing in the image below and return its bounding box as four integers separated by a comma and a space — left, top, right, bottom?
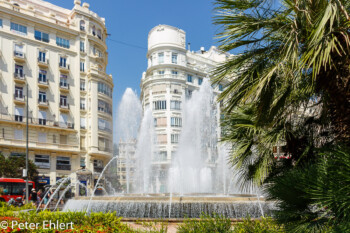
14, 73, 25, 80
59, 63, 70, 70
60, 83, 70, 90
38, 99, 49, 106
14, 93, 25, 101
38, 78, 49, 85
38, 57, 49, 65
14, 51, 25, 59
0, 113, 74, 130
80, 104, 86, 110
60, 102, 70, 109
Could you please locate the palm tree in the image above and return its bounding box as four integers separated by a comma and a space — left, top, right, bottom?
213, 0, 350, 184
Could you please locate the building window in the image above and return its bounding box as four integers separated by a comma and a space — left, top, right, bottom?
92, 25, 96, 36
38, 91, 46, 103
171, 134, 179, 144
14, 107, 23, 122
198, 78, 203, 85
34, 30, 49, 43
170, 100, 181, 110
80, 41, 85, 52
38, 70, 47, 83
38, 111, 46, 125
171, 70, 178, 75
14, 129, 23, 140
38, 51, 46, 62
187, 75, 193, 83
154, 151, 167, 162
60, 74, 68, 88
158, 70, 164, 75
80, 117, 86, 129
94, 160, 104, 172
56, 37, 70, 49
80, 98, 86, 110
171, 117, 182, 127
80, 61, 85, 72
35, 155, 50, 169
98, 99, 112, 115
14, 86, 23, 99
97, 29, 102, 40
98, 118, 112, 132
158, 52, 164, 64
56, 156, 71, 170
98, 137, 110, 152
80, 80, 86, 91
80, 20, 85, 31
38, 132, 47, 143
172, 53, 178, 64
98, 82, 112, 98
59, 134, 67, 145
14, 65, 24, 79
14, 44, 24, 57
153, 100, 167, 110
60, 95, 68, 107
219, 84, 223, 91
59, 57, 67, 68
59, 114, 68, 128
154, 117, 167, 127
0, 19, 2, 27
11, 22, 27, 35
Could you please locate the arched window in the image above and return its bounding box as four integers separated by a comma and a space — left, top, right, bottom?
92, 25, 96, 36
80, 20, 85, 31
97, 29, 102, 40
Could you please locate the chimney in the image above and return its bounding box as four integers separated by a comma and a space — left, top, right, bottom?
200, 47, 205, 54
187, 43, 191, 51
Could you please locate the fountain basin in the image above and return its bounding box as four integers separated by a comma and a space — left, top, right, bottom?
63, 195, 274, 219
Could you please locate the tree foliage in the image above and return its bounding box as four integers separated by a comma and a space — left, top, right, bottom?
213, 0, 350, 230
0, 154, 38, 181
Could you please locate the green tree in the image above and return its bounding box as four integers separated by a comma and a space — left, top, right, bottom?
213, 0, 350, 185
0, 153, 38, 181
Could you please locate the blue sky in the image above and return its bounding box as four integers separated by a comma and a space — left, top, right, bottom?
47, 0, 222, 140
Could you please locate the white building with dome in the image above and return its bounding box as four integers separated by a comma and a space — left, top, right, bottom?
139, 25, 230, 192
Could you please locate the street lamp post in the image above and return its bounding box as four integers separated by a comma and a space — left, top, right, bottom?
25, 83, 29, 203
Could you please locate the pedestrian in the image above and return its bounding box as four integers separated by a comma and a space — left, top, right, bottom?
22, 188, 26, 205
37, 190, 43, 208
30, 188, 37, 207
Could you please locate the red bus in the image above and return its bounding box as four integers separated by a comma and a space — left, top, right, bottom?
0, 178, 35, 202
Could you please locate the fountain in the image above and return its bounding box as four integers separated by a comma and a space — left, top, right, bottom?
64, 79, 274, 218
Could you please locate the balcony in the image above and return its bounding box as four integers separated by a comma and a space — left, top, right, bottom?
13, 51, 25, 63
38, 99, 49, 108
14, 93, 25, 104
58, 122, 74, 129
37, 58, 49, 68
59, 83, 70, 92
38, 78, 49, 88
59, 102, 70, 112
59, 63, 70, 73
14, 73, 26, 83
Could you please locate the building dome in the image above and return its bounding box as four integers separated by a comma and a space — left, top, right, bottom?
148, 25, 186, 52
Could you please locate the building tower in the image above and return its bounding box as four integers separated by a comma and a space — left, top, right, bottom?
140, 25, 229, 192
0, 0, 113, 191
